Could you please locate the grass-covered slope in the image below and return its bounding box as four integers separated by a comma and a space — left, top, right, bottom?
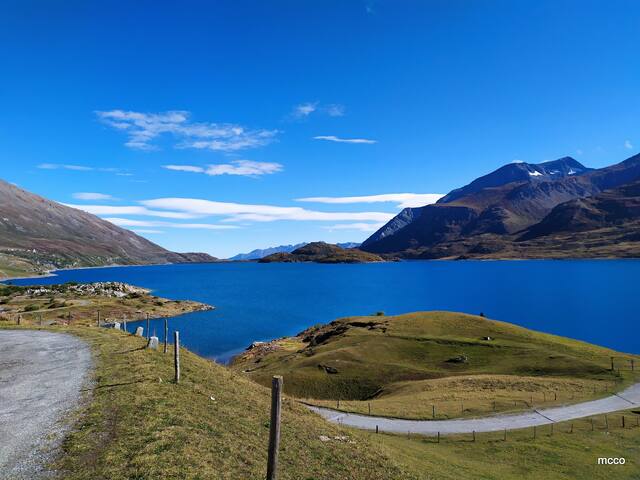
37, 327, 415, 480
232, 312, 638, 419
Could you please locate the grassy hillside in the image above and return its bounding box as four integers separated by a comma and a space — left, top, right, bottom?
232, 312, 638, 419
0, 324, 415, 480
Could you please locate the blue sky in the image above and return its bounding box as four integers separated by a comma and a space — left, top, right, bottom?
1, 1, 638, 258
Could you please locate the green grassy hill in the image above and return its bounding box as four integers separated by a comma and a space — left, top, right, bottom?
232, 311, 638, 419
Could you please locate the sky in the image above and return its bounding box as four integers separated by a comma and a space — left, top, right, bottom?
1, 1, 638, 258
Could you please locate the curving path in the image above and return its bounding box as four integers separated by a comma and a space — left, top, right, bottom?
308, 382, 640, 436
0, 330, 92, 479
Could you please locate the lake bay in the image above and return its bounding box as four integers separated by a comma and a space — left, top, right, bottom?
8, 260, 639, 360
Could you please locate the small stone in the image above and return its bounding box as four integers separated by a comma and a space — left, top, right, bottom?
147, 336, 159, 349
135, 326, 144, 337
319, 435, 331, 442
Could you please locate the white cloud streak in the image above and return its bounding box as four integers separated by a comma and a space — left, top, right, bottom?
297, 193, 443, 209
164, 160, 283, 177
323, 222, 386, 232
104, 218, 239, 230
290, 102, 345, 119
96, 110, 278, 152
64, 204, 200, 219
625, 140, 633, 150
132, 229, 164, 234
313, 135, 376, 144
72, 192, 116, 201
141, 198, 395, 223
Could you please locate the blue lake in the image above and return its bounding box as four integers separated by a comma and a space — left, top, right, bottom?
6, 260, 640, 360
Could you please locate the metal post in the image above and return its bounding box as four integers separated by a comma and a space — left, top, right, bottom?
266, 376, 283, 480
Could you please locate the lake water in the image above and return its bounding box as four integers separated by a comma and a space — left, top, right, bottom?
6, 260, 639, 360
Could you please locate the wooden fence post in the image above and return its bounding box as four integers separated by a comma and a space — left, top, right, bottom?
164, 318, 168, 354
437, 431, 440, 443
605, 415, 609, 431
266, 375, 283, 480
591, 418, 594, 431
622, 416, 625, 428
376, 425, 379, 434
174, 331, 180, 384
533, 426, 536, 439
610, 357, 614, 371
97, 310, 101, 327
368, 402, 371, 415
631, 359, 635, 371
472, 430, 476, 442
503, 428, 507, 441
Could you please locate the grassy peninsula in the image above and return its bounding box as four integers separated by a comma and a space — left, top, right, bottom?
232, 311, 639, 420
0, 282, 213, 326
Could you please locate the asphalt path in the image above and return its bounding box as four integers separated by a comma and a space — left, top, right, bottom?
0, 330, 91, 479
308, 382, 640, 435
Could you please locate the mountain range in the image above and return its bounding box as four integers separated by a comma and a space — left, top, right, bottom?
361, 154, 640, 259
0, 179, 216, 278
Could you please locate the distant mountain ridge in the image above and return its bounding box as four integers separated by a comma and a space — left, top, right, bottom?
0, 179, 217, 278
361, 154, 640, 258
229, 242, 361, 261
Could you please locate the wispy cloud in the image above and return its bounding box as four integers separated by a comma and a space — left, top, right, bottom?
163, 160, 283, 177
132, 229, 164, 234
64, 204, 200, 219
297, 193, 443, 209
96, 109, 278, 152
291, 102, 318, 119
72, 192, 116, 201
625, 140, 633, 150
38, 163, 93, 171
325, 104, 346, 117
104, 218, 239, 230
289, 102, 345, 120
141, 198, 394, 223
322, 222, 385, 232
313, 135, 376, 144
38, 163, 128, 175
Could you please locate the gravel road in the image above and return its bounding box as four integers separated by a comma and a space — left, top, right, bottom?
0, 330, 91, 479
308, 382, 640, 435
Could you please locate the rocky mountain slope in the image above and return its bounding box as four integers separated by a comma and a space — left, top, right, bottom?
0, 179, 216, 277
361, 154, 640, 258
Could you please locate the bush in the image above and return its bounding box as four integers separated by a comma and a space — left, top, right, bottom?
23, 304, 40, 312
375, 311, 385, 316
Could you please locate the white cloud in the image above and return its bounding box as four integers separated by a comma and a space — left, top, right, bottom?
141, 198, 395, 223
625, 140, 633, 150
64, 204, 200, 219
323, 222, 385, 232
132, 229, 164, 234
164, 160, 283, 177
38, 163, 93, 171
289, 102, 345, 119
72, 192, 116, 201
511, 159, 525, 164
313, 135, 376, 144
96, 109, 278, 152
291, 102, 318, 118
163, 165, 205, 173
324, 104, 346, 117
104, 218, 239, 230
297, 193, 443, 209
